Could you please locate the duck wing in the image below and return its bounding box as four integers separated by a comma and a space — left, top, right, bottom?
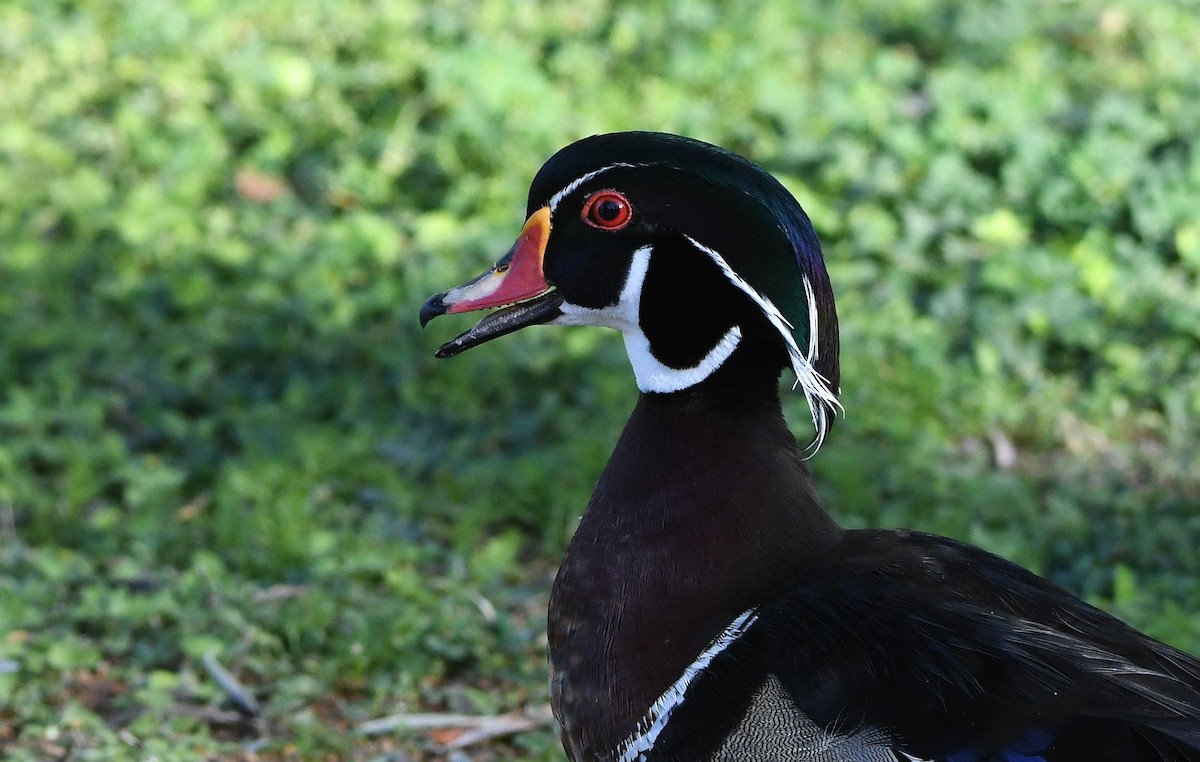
631, 529, 1200, 761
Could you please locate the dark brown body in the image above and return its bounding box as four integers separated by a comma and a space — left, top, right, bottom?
548, 390, 841, 759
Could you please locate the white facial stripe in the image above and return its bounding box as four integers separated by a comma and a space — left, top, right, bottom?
682, 234, 842, 454
620, 245, 652, 314
551, 245, 650, 331
548, 162, 642, 212
616, 609, 759, 762
552, 246, 744, 392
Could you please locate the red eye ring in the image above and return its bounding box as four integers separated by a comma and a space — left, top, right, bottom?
581, 190, 632, 231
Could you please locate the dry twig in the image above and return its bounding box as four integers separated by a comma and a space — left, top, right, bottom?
357, 708, 553, 749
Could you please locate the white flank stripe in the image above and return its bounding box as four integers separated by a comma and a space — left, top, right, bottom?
616, 609, 759, 762
683, 234, 842, 454
549, 162, 642, 211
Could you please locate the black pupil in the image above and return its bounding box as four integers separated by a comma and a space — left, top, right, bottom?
595, 198, 622, 222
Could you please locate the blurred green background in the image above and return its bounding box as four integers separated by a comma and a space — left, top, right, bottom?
2, 0, 1199, 759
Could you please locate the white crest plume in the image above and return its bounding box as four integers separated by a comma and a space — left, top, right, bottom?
683, 234, 842, 454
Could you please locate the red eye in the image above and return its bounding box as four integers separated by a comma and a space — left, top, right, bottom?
581, 190, 632, 230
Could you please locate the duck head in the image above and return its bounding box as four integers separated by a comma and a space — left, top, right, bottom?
421, 132, 841, 448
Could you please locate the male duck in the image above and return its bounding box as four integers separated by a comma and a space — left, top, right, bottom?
421, 132, 1200, 761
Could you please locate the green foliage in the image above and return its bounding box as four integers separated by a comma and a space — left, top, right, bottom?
1, 0, 1199, 758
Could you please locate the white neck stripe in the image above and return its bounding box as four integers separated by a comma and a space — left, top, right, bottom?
616, 609, 758, 761
624, 326, 743, 394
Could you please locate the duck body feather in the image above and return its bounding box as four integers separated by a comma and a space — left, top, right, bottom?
549, 393, 1200, 762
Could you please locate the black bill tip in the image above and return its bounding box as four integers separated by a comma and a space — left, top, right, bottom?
420, 292, 448, 328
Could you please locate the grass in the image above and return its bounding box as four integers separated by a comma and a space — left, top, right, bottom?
2, 0, 1200, 758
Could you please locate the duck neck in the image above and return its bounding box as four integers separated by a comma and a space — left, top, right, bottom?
548, 384, 842, 756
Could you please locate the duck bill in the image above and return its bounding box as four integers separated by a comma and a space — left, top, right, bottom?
420, 207, 563, 358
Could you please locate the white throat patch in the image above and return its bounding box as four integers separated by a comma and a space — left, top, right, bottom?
552, 246, 743, 393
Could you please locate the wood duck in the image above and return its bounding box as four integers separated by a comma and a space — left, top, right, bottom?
420, 132, 1200, 761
